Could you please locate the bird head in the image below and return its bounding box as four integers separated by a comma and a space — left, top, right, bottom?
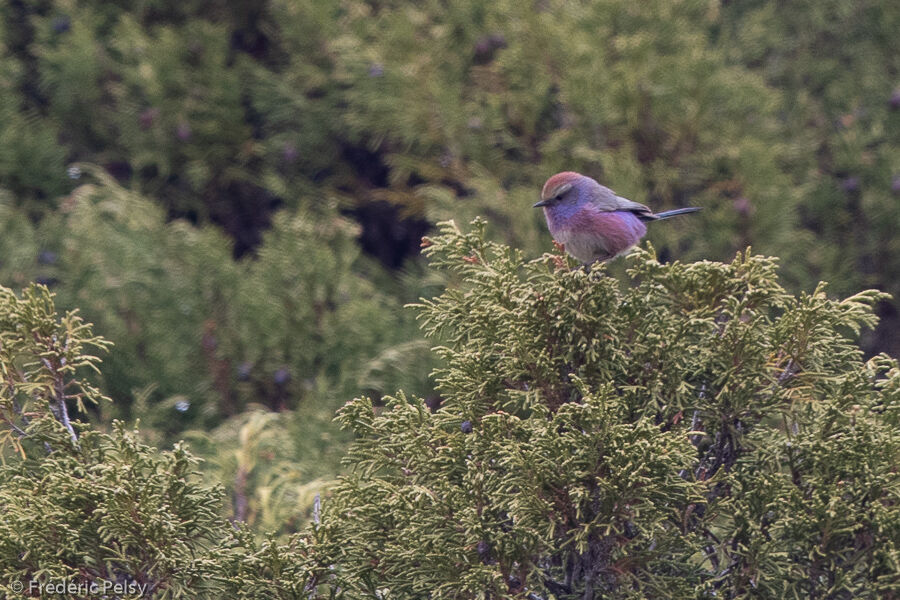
534, 171, 585, 208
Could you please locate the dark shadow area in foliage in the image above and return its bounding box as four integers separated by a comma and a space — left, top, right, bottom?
345, 200, 431, 269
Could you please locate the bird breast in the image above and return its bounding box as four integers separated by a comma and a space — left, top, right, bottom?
545, 206, 647, 262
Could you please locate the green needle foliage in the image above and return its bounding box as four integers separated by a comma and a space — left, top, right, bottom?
2, 167, 428, 430
0, 424, 226, 598
0, 285, 320, 599
0, 283, 110, 455
0, 222, 898, 599
0, 282, 215, 595
0, 165, 436, 532
316, 219, 900, 599
3, 0, 898, 346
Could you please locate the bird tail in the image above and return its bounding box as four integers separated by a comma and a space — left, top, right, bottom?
648, 207, 702, 221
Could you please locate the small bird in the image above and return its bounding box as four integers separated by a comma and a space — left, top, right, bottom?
534, 171, 701, 263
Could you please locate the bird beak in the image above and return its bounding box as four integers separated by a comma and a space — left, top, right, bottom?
533, 199, 549, 208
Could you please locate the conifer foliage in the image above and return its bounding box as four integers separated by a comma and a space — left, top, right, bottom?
0, 283, 318, 599
0, 223, 898, 597
0, 283, 109, 452
317, 220, 900, 599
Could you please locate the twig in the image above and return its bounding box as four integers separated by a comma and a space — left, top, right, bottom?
45, 358, 79, 446
313, 493, 321, 526
53, 397, 78, 445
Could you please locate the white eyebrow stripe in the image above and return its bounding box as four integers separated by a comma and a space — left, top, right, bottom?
554, 183, 572, 196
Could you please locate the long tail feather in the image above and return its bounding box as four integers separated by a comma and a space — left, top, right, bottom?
646, 206, 702, 221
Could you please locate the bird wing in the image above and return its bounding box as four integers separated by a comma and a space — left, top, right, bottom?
590, 184, 653, 216
593, 185, 653, 217
615, 196, 654, 218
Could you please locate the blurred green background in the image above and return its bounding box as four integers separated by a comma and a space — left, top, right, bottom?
0, 0, 897, 534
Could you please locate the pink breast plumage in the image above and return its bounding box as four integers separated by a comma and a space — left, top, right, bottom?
545, 206, 647, 262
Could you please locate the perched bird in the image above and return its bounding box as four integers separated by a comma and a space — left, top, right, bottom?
534, 171, 701, 263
